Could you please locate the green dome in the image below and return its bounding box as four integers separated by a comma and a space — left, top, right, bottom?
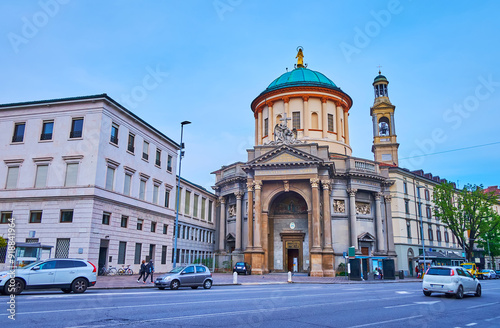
374, 74, 388, 83
265, 67, 339, 92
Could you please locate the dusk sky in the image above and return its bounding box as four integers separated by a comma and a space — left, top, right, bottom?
1, 1, 499, 191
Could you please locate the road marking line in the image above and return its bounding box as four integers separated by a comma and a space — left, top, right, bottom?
384, 304, 412, 309
346, 315, 424, 328
467, 302, 499, 309
485, 315, 500, 322
465, 323, 477, 326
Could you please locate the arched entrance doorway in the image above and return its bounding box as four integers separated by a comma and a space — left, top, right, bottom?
268, 191, 309, 273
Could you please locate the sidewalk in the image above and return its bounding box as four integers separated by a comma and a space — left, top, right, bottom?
92, 273, 421, 290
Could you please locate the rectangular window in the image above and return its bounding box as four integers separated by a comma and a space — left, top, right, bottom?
1, 212, 13, 224
12, 123, 25, 143
436, 229, 442, 242
34, 164, 48, 188
163, 224, 168, 235
60, 210, 73, 223
167, 155, 173, 172
139, 180, 146, 200
426, 206, 431, 219
417, 187, 421, 199
444, 231, 449, 243
161, 246, 167, 265
403, 181, 408, 194
102, 212, 110, 225
428, 227, 433, 241
201, 198, 206, 220
55, 238, 70, 258
70, 118, 83, 138
164, 190, 170, 208
134, 243, 142, 264
292, 112, 300, 130
264, 118, 268, 136
156, 149, 161, 167
127, 133, 135, 153
151, 221, 157, 233
29, 211, 42, 223
142, 141, 149, 160
124, 173, 132, 196
137, 218, 143, 230
153, 185, 159, 204
208, 200, 213, 222
185, 191, 191, 215
110, 123, 119, 144
425, 189, 430, 201
118, 241, 126, 264
328, 114, 334, 132
105, 167, 115, 191
121, 215, 128, 228
6, 166, 20, 189
404, 200, 410, 214
64, 163, 79, 186
418, 203, 422, 217
149, 244, 155, 262
193, 194, 199, 217
41, 121, 54, 141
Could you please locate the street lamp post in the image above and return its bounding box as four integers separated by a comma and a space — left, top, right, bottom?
172, 121, 191, 268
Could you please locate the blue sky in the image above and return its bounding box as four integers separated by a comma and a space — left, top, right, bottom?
1, 0, 499, 190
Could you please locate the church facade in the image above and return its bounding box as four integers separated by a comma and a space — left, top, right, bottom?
213, 50, 397, 276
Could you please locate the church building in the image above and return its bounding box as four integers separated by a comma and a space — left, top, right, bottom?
213, 49, 397, 277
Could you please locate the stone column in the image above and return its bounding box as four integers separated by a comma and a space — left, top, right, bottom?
253, 180, 263, 250
372, 115, 377, 137
321, 98, 328, 139
321, 180, 333, 250
375, 192, 385, 252
390, 113, 396, 135
246, 181, 254, 250
235, 191, 244, 252
219, 196, 226, 253
303, 96, 309, 137
384, 195, 396, 254
268, 102, 274, 139
310, 178, 321, 251
336, 105, 343, 141
347, 188, 358, 249
284, 97, 290, 125
344, 110, 350, 145
254, 116, 258, 145
257, 109, 262, 145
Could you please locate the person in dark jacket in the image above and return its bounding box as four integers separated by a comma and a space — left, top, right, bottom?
137, 260, 147, 283
144, 260, 155, 283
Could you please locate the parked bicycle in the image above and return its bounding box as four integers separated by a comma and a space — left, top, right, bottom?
117, 264, 134, 275
99, 265, 118, 276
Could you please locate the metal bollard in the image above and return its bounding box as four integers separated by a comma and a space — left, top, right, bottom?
233, 271, 238, 284
288, 271, 292, 283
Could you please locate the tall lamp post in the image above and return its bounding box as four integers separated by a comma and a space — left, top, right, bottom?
173, 121, 191, 268
417, 186, 426, 274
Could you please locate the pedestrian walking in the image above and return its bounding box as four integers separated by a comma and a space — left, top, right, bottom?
377, 267, 383, 279
144, 260, 155, 283
137, 260, 147, 283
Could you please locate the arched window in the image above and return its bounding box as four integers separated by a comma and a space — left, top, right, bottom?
378, 117, 390, 136
276, 114, 282, 126
311, 112, 318, 129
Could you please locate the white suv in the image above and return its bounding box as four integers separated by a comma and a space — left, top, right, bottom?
422, 266, 481, 299
0, 258, 97, 295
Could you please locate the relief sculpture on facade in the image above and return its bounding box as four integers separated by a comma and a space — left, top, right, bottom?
333, 200, 345, 213
227, 204, 236, 217
355, 202, 371, 215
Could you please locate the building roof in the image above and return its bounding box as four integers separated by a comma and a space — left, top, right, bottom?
178, 176, 215, 196
0, 93, 181, 149
374, 74, 388, 83
264, 67, 340, 93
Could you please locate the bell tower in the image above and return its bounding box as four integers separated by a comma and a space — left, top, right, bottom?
371, 71, 399, 166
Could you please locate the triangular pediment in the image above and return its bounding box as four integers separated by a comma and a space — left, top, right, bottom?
358, 232, 376, 242
247, 145, 324, 167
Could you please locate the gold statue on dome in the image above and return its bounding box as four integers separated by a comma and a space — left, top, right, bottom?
296, 46, 304, 68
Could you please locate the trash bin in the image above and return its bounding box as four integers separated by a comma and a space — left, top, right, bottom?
399, 270, 405, 279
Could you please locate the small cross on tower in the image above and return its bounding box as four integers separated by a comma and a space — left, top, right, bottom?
280, 112, 292, 128
377, 65, 382, 74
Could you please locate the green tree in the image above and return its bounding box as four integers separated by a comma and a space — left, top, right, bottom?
433, 182, 500, 262
477, 229, 500, 269
0, 236, 6, 248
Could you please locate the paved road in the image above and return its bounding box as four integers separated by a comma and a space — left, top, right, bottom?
2, 280, 500, 327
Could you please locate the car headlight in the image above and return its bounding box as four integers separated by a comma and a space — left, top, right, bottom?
0, 273, 8, 279
165, 276, 172, 281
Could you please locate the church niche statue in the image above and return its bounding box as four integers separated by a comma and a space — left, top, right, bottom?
266, 113, 303, 146
379, 122, 389, 136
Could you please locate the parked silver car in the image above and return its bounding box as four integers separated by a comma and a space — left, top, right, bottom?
422, 266, 481, 299
155, 264, 213, 290
0, 258, 97, 295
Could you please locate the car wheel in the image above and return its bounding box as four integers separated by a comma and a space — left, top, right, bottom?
203, 280, 212, 289
423, 291, 432, 296
455, 285, 464, 299
61, 288, 72, 294
4, 278, 24, 295
475, 284, 481, 297
71, 278, 88, 294
158, 287, 165, 290
244, 270, 247, 275
191, 286, 198, 289
170, 280, 180, 290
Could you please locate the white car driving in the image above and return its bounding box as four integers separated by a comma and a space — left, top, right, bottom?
422, 266, 481, 299
0, 258, 97, 295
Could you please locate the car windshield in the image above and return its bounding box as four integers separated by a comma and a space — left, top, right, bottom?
169, 266, 186, 273
236, 262, 245, 266
20, 261, 44, 270
481, 270, 489, 273
426, 268, 452, 276
461, 264, 473, 269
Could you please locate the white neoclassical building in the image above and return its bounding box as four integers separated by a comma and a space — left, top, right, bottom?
0, 94, 214, 273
